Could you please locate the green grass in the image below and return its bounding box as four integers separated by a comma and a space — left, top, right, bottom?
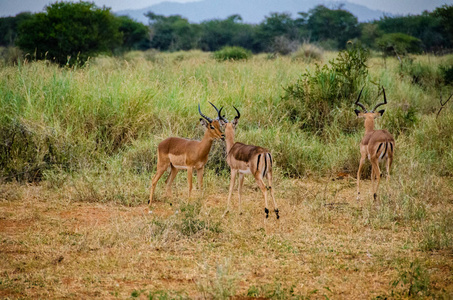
0, 50, 452, 298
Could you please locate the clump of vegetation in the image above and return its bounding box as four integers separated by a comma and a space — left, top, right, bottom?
291, 43, 323, 62
376, 32, 423, 57
440, 64, 453, 85
282, 43, 369, 133
213, 46, 252, 61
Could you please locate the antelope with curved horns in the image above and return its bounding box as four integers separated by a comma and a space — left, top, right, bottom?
215, 105, 279, 219
355, 87, 395, 201
148, 103, 225, 210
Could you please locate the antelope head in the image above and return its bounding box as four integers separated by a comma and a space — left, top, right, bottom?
354, 87, 388, 119
198, 103, 225, 141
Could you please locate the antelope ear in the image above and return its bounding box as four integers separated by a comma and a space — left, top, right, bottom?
232, 117, 239, 128
378, 109, 385, 116
199, 118, 209, 127
354, 109, 362, 117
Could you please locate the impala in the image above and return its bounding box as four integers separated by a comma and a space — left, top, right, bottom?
148, 104, 225, 210
355, 87, 395, 200
216, 105, 279, 219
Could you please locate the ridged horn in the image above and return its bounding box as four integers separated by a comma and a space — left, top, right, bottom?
372, 87, 387, 112
198, 103, 212, 122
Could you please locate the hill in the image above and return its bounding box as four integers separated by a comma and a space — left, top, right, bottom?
117, 0, 387, 24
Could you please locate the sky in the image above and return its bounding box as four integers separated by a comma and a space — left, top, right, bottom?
1, 0, 452, 17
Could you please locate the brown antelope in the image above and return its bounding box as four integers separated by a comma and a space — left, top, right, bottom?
148, 104, 225, 210
355, 87, 395, 201
216, 106, 279, 219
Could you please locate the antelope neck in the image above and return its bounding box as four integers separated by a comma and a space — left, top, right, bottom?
225, 125, 235, 154
364, 116, 375, 133
199, 129, 215, 156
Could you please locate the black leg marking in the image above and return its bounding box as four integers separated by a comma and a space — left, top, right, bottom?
274, 209, 280, 219
148, 199, 150, 204
376, 143, 383, 155
382, 142, 388, 158
264, 207, 269, 218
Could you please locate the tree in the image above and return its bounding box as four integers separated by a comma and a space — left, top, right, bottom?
303, 5, 360, 49
376, 33, 422, 56
117, 16, 150, 51
0, 13, 32, 47
433, 5, 453, 48
256, 12, 298, 52
375, 13, 445, 52
16, 1, 122, 66
146, 12, 199, 51
199, 15, 257, 51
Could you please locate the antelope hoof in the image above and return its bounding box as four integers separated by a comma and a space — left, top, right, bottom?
274, 209, 280, 219
373, 193, 377, 200
264, 208, 269, 218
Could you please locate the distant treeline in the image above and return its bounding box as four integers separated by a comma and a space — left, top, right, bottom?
0, 2, 452, 65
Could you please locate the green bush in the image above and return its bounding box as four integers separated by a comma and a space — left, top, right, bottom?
376, 33, 423, 56
282, 43, 369, 133
213, 46, 252, 61
16, 2, 122, 66
291, 43, 323, 62
440, 64, 453, 85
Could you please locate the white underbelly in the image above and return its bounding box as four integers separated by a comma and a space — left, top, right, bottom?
239, 168, 252, 174
173, 165, 189, 170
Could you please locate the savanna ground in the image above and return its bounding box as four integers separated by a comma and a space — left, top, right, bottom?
1, 49, 453, 299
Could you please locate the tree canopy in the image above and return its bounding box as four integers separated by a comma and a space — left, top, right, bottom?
1, 1, 451, 65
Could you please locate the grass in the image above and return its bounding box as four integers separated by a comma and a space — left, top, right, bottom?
0, 50, 453, 298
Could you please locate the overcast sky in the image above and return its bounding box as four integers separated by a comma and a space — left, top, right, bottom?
1, 0, 452, 17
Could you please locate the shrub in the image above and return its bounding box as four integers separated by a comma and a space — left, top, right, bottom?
376, 33, 423, 56
440, 64, 453, 85
271, 36, 299, 55
282, 43, 369, 133
213, 46, 252, 61
291, 43, 323, 62
16, 2, 122, 66
399, 58, 442, 87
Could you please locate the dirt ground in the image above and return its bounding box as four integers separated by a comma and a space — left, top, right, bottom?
0, 177, 452, 299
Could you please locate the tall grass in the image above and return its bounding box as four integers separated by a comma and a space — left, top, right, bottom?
1, 50, 452, 184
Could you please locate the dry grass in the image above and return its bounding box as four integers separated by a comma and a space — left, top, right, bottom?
1, 175, 452, 299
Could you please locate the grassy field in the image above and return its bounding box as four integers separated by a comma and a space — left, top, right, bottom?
1, 50, 453, 299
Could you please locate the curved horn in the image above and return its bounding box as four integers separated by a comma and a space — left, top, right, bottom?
198, 103, 212, 122
209, 101, 228, 122
354, 87, 367, 112
233, 106, 241, 119
372, 87, 387, 112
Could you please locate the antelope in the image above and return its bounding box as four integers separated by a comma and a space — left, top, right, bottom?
148, 104, 225, 210
355, 87, 395, 201
217, 105, 279, 219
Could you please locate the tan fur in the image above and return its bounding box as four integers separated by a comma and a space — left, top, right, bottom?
223, 118, 278, 218
356, 111, 395, 200
148, 119, 224, 208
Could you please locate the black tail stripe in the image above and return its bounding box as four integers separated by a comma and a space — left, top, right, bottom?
268, 153, 273, 168
382, 142, 388, 158
376, 143, 383, 155
257, 154, 261, 172
263, 154, 267, 177
390, 142, 393, 153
